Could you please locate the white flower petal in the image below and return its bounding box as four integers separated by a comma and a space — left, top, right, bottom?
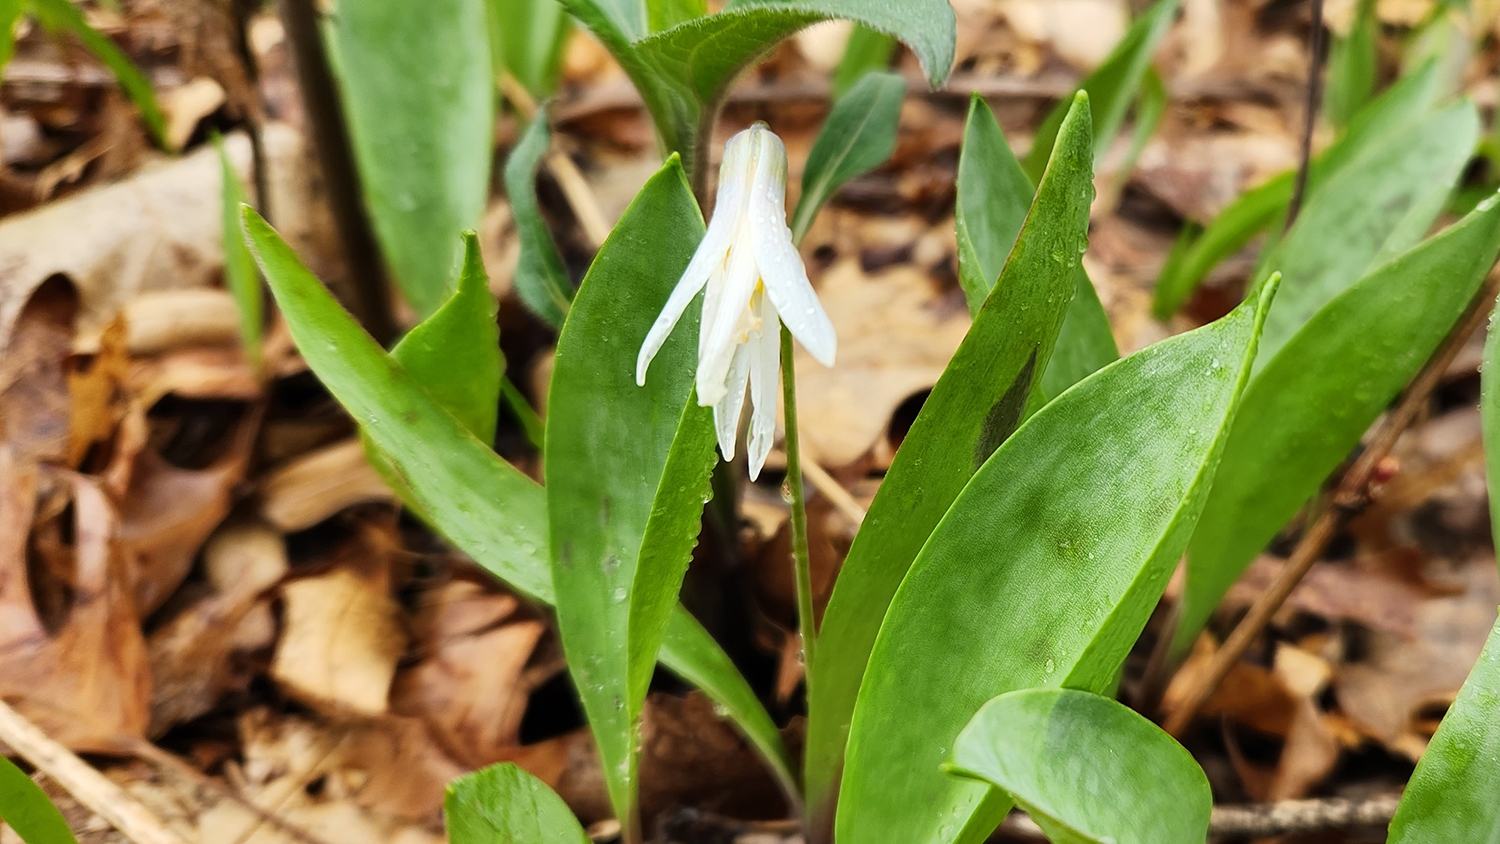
713, 341, 753, 461
695, 223, 759, 405
747, 134, 837, 368
746, 295, 781, 481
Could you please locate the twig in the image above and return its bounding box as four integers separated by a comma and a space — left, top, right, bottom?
1285, 0, 1327, 230
499, 73, 614, 250
996, 794, 1400, 841
1163, 272, 1500, 737
0, 700, 190, 844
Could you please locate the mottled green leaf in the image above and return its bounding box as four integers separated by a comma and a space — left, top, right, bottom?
1022, 0, 1178, 183
790, 70, 905, 242
0, 758, 76, 844
446, 763, 589, 844
545, 157, 715, 831
214, 133, 263, 371
1387, 618, 1500, 843
805, 93, 1095, 828
1176, 191, 1500, 656
837, 280, 1276, 844
324, 0, 492, 317
504, 115, 574, 329
832, 24, 896, 97
240, 205, 796, 805
28, 0, 165, 146
949, 689, 1210, 844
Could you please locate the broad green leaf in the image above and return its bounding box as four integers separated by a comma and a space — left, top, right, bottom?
837, 280, 1276, 844
1325, 0, 1377, 131
1021, 0, 1178, 183
214, 133, 263, 372
948, 689, 1210, 844
648, 0, 705, 31
446, 763, 589, 844
1176, 192, 1500, 656
545, 157, 715, 831
789, 70, 905, 242
832, 24, 896, 98
28, 0, 165, 146
950, 94, 1117, 401
504, 115, 574, 329
324, 0, 492, 317
1151, 59, 1447, 319
804, 93, 1095, 827
1387, 618, 1500, 843
490, 0, 571, 97
0, 757, 76, 844
240, 205, 797, 805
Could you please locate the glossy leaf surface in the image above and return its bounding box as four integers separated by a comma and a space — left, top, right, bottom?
325, 0, 492, 317
545, 158, 713, 828
805, 93, 1095, 826
1387, 618, 1500, 843
504, 115, 574, 328
837, 280, 1276, 844
949, 689, 1210, 844
0, 757, 76, 844
446, 763, 589, 844
240, 205, 797, 803
1177, 192, 1500, 654
215, 133, 262, 371
790, 70, 906, 242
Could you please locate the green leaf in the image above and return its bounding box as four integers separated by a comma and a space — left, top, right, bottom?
502, 376, 546, 449
1387, 618, 1500, 843
490, 0, 571, 97
1324, 0, 1377, 131
27, 0, 165, 146
1151, 59, 1447, 319
1486, 295, 1500, 551
0, 757, 76, 844
648, 0, 706, 31
789, 70, 905, 242
1109, 67, 1167, 201
948, 689, 1211, 844
832, 24, 896, 98
240, 204, 797, 805
1176, 191, 1500, 656
544, 157, 717, 831
503, 115, 574, 329
805, 93, 1096, 826
446, 763, 589, 844
1042, 269, 1118, 402
836, 278, 1277, 844
214, 133, 263, 372
0, 0, 27, 72
1022, 0, 1178, 183
324, 0, 493, 317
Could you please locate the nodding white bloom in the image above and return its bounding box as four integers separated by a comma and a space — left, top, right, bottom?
636, 123, 836, 480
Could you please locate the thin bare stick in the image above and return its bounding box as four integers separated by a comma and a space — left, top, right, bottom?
999, 793, 1401, 841
1285, 0, 1327, 230
0, 700, 190, 844
770, 451, 867, 527
499, 74, 614, 250
1163, 273, 1500, 737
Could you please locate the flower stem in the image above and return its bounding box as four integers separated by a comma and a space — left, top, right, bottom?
780, 324, 818, 684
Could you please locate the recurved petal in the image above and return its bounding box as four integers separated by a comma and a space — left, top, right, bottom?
713, 341, 753, 460
751, 214, 836, 368
696, 225, 760, 404
746, 296, 781, 481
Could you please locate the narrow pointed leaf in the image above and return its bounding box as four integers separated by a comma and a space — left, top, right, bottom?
1387, 618, 1500, 843
545, 157, 713, 828
0, 757, 77, 844
240, 205, 797, 803
837, 281, 1276, 844
805, 93, 1095, 824
446, 763, 589, 844
29, 0, 165, 146
324, 0, 492, 317
504, 115, 574, 329
832, 24, 896, 97
949, 689, 1210, 844
1022, 0, 1178, 182
1177, 192, 1500, 655
1151, 59, 1446, 318
1109, 67, 1167, 200
1324, 0, 1377, 130
490, 0, 571, 97
214, 134, 263, 371
790, 70, 906, 242
0, 0, 25, 70
1042, 269, 1118, 402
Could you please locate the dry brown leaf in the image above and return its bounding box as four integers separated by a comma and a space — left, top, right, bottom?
272, 567, 407, 718
0, 278, 76, 466
258, 439, 395, 533
160, 77, 226, 152
75, 288, 244, 356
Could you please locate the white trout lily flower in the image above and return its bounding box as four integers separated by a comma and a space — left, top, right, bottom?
636, 123, 836, 480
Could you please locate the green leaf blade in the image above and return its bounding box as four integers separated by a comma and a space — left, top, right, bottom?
325, 0, 493, 317
491, 0, 571, 97
504, 115, 575, 329
954, 94, 1034, 314
0, 757, 77, 844
28, 0, 165, 146
832, 24, 896, 97
949, 689, 1210, 844
805, 93, 1096, 825
446, 763, 590, 844
835, 279, 1277, 844
790, 70, 906, 242
214, 134, 263, 372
